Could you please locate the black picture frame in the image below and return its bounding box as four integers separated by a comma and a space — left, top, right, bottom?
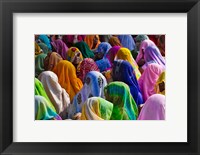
0, 0, 200, 154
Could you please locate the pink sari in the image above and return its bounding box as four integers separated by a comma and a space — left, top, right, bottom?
51, 39, 68, 60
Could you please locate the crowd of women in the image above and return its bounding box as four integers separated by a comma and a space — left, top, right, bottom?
35, 34, 166, 120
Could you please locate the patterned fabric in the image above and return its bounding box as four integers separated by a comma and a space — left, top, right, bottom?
35, 78, 56, 112
115, 47, 141, 80
38, 71, 70, 119
138, 63, 164, 102
51, 39, 69, 60
53, 60, 83, 101
67, 47, 83, 63
84, 35, 101, 50
74, 41, 94, 58
38, 42, 49, 54
81, 97, 113, 120
109, 36, 122, 47
78, 58, 100, 82
35, 53, 47, 77
95, 42, 112, 56
104, 81, 138, 120
118, 35, 136, 51
35, 95, 62, 120
68, 71, 107, 119
44, 52, 63, 71
138, 94, 165, 120
155, 71, 165, 95
38, 35, 52, 51
112, 60, 144, 106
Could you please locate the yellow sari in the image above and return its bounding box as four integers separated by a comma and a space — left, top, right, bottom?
155, 71, 165, 95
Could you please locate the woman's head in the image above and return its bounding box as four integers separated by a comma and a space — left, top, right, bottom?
95, 42, 112, 60
67, 47, 83, 65
44, 52, 63, 71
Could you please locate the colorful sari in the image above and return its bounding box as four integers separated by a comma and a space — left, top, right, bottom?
95, 42, 112, 56
118, 35, 136, 51
81, 97, 113, 120
155, 71, 165, 95
53, 60, 83, 101
74, 41, 94, 58
138, 94, 165, 120
109, 36, 122, 47
35, 53, 47, 77
35, 42, 42, 55
104, 81, 138, 120
84, 35, 101, 50
68, 71, 107, 119
105, 46, 121, 68
44, 52, 63, 71
35, 95, 62, 120
38, 35, 52, 51
78, 58, 100, 82
112, 60, 144, 106
38, 71, 70, 119
38, 42, 49, 54
35, 78, 56, 112
138, 63, 164, 102
51, 39, 69, 60
115, 47, 141, 80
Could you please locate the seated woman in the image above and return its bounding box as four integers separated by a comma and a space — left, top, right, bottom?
74, 41, 94, 59
112, 60, 143, 107
117, 35, 136, 52
94, 42, 112, 61
38, 35, 52, 51
84, 35, 101, 50
68, 71, 107, 119
38, 71, 71, 119
35, 53, 47, 77
108, 36, 122, 47
51, 35, 69, 60
53, 60, 83, 101
104, 81, 138, 120
35, 42, 43, 55
78, 58, 99, 82
44, 52, 63, 71
155, 71, 165, 95
81, 97, 113, 120
66, 47, 83, 76
138, 63, 164, 102
115, 47, 141, 80
138, 94, 165, 120
38, 42, 50, 54
35, 95, 62, 120
134, 35, 149, 59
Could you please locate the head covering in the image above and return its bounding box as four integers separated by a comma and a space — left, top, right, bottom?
51, 39, 69, 60
35, 42, 42, 55
44, 52, 63, 71
117, 35, 136, 51
138, 63, 164, 101
38, 42, 49, 54
135, 35, 149, 43
35, 53, 47, 77
35, 78, 56, 112
95, 58, 111, 72
84, 35, 101, 50
112, 60, 143, 106
38, 71, 70, 119
78, 58, 99, 82
138, 94, 165, 120
105, 46, 121, 68
109, 36, 122, 47
104, 82, 138, 120
67, 47, 83, 64
116, 47, 141, 80
81, 97, 113, 120
53, 60, 83, 101
155, 71, 165, 95
136, 39, 155, 63
38, 35, 52, 51
74, 41, 94, 58
144, 45, 165, 69
68, 71, 107, 118
95, 42, 112, 59
35, 95, 62, 120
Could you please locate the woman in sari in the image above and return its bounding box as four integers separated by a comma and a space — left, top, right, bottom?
38, 35, 52, 51
138, 94, 165, 120
74, 41, 94, 58
35, 95, 62, 120
66, 47, 83, 75
35, 53, 47, 77
84, 35, 101, 50
115, 47, 141, 80
44, 52, 63, 71
78, 58, 99, 82
38, 71, 71, 119
68, 71, 107, 119
38, 42, 49, 54
138, 63, 164, 102
81, 97, 113, 120
108, 36, 122, 47
112, 60, 143, 107
155, 71, 165, 95
134, 35, 149, 59
51, 36, 69, 60
53, 60, 83, 101
104, 81, 138, 120
35, 42, 43, 55
117, 35, 136, 51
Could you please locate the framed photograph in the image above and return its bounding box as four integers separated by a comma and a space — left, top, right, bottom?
1, 0, 200, 154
